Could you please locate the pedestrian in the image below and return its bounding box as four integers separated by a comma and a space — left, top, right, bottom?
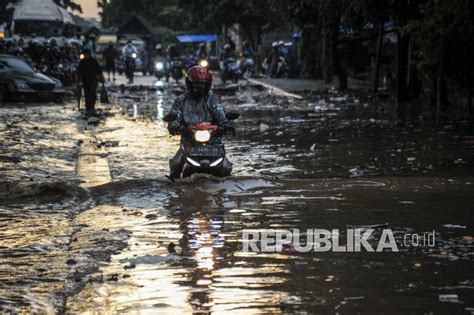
83, 35, 97, 58
77, 49, 104, 116
242, 41, 253, 59
103, 41, 117, 81
267, 41, 280, 77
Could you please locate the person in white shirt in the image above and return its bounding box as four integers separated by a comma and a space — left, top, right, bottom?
121, 40, 138, 83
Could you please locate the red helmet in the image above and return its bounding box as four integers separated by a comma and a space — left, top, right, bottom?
185, 66, 212, 97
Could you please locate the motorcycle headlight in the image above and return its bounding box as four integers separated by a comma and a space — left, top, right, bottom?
199, 60, 208, 67
155, 62, 164, 70
79, 53, 84, 60
132, 53, 137, 58
194, 130, 211, 143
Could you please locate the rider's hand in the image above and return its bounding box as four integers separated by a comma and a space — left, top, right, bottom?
168, 121, 182, 135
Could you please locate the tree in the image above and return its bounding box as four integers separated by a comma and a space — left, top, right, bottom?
346, 0, 393, 95
289, 0, 349, 89
53, 0, 82, 13
406, 0, 474, 121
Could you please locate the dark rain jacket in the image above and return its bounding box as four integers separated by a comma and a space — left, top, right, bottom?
167, 91, 228, 140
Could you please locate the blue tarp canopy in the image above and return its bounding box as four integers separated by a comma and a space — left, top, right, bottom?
176, 34, 218, 43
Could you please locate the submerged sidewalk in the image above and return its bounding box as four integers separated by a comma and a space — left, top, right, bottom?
248, 77, 374, 95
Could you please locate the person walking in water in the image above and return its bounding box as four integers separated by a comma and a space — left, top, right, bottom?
77, 48, 104, 116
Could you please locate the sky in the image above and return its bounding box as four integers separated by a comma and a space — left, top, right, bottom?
76, 0, 100, 19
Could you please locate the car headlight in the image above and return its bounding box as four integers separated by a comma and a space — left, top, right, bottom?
15, 81, 30, 90
199, 60, 208, 67
194, 130, 211, 143
155, 62, 164, 70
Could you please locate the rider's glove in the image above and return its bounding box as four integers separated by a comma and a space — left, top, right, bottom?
168, 121, 182, 135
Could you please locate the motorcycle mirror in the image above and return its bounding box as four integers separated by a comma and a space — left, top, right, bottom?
226, 112, 240, 121
163, 112, 177, 122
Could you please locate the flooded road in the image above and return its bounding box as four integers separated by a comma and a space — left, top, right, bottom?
1, 78, 473, 313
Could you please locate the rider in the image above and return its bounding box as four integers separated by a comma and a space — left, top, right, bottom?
196, 43, 208, 59
166, 43, 180, 59
219, 43, 234, 72
242, 41, 253, 59
122, 40, 138, 83
166, 66, 234, 179
266, 41, 280, 77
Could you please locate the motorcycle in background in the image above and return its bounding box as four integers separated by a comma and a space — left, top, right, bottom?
220, 58, 240, 84
125, 52, 137, 84
274, 56, 289, 78
242, 57, 255, 79
167, 58, 184, 83
154, 60, 166, 80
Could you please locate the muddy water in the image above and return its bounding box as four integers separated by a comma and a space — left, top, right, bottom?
0, 83, 473, 313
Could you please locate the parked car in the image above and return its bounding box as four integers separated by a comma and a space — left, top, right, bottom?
0, 54, 65, 102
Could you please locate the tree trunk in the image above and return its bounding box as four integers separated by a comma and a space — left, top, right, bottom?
373, 21, 384, 96
241, 23, 256, 51
435, 78, 448, 123
436, 77, 441, 124
300, 27, 319, 79
322, 18, 331, 83
330, 21, 347, 91
396, 28, 409, 121
467, 74, 472, 121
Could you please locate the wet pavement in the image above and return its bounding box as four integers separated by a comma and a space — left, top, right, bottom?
0, 75, 473, 313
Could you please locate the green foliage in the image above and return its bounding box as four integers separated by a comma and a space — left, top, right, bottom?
406, 0, 474, 86
53, 0, 82, 13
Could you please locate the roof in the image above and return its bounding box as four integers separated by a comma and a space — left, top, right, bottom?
71, 14, 101, 35
58, 6, 74, 25
12, 0, 62, 22
176, 34, 217, 43
117, 15, 159, 36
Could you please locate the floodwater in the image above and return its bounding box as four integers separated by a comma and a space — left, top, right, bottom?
0, 79, 473, 314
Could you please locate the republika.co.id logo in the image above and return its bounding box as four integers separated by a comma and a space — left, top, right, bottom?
241, 228, 436, 252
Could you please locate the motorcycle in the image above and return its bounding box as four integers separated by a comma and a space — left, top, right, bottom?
50, 61, 74, 86
273, 56, 289, 78
154, 59, 166, 80
163, 112, 239, 178
220, 58, 240, 84
242, 57, 255, 79
167, 59, 184, 83
125, 53, 137, 83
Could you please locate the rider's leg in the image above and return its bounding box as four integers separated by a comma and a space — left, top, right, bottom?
169, 148, 185, 179
215, 158, 232, 177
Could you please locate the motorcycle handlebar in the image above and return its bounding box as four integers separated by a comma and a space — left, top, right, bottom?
169, 125, 234, 137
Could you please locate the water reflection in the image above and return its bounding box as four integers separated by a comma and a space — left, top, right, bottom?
156, 90, 164, 121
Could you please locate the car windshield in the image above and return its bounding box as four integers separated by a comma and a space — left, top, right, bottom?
0, 57, 34, 75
